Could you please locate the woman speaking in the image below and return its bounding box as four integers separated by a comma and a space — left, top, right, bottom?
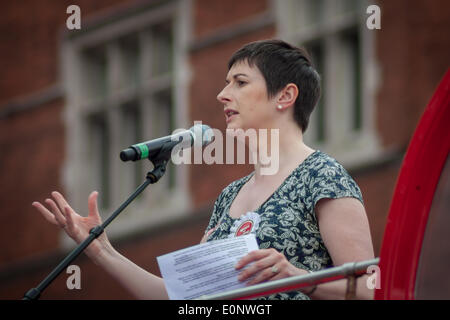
32, 39, 375, 300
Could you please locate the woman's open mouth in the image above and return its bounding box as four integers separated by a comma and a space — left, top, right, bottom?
225, 109, 239, 123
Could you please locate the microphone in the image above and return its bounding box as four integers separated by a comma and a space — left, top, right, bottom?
120, 124, 214, 162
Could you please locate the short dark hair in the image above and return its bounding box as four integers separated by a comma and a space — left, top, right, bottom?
228, 39, 321, 132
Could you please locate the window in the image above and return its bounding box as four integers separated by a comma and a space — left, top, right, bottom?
275, 0, 381, 168
61, 0, 191, 246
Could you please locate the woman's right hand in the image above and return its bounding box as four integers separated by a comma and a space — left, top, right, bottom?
32, 191, 112, 262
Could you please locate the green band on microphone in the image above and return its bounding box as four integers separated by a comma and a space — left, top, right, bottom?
137, 144, 149, 159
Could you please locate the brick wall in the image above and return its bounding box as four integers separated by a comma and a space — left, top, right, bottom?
0, 0, 129, 105
376, 0, 450, 149
0, 99, 65, 263
193, 0, 268, 38
0, 0, 136, 265
370, 0, 450, 253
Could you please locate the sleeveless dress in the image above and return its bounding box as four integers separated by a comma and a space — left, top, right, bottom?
204, 150, 364, 300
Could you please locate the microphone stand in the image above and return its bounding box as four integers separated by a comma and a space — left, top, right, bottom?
23, 155, 169, 300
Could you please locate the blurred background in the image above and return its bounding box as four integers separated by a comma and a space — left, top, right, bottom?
0, 0, 448, 299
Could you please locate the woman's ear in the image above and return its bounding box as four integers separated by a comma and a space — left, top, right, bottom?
276, 83, 299, 109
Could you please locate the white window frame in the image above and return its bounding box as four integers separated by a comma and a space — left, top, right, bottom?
60, 0, 193, 248
274, 0, 382, 169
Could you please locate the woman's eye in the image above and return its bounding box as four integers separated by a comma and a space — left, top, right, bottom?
237, 80, 246, 86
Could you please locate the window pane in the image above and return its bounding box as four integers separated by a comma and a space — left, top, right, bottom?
119, 34, 141, 90
415, 156, 450, 299
89, 113, 110, 208
154, 88, 175, 189
341, 28, 362, 131
308, 0, 324, 23
334, 27, 362, 135
151, 21, 173, 77
121, 101, 144, 190
306, 41, 325, 142
293, 0, 325, 29
82, 47, 108, 103
335, 0, 360, 15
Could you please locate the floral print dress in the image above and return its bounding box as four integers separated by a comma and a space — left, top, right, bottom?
204, 150, 364, 300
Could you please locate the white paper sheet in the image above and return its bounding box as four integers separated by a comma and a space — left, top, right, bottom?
157, 234, 259, 300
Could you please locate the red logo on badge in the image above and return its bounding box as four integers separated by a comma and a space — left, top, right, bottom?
235, 221, 253, 236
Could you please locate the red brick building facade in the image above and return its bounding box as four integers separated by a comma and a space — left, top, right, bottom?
0, 0, 448, 299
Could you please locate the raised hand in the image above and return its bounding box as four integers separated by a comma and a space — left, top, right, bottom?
32, 191, 111, 260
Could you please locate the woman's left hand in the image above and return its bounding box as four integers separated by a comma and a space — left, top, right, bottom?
234, 248, 308, 285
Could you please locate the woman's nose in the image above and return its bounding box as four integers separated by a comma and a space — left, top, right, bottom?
217, 87, 231, 104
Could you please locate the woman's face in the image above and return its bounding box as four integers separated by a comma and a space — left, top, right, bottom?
217, 60, 277, 131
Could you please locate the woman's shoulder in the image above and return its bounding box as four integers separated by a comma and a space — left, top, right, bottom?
302, 150, 363, 204
301, 150, 353, 178
223, 171, 253, 194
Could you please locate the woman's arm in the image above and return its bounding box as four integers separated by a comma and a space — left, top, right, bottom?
310, 196, 375, 300
32, 191, 168, 300
235, 197, 375, 300
92, 245, 168, 300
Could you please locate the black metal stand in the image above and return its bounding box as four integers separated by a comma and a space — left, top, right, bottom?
23, 157, 169, 300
